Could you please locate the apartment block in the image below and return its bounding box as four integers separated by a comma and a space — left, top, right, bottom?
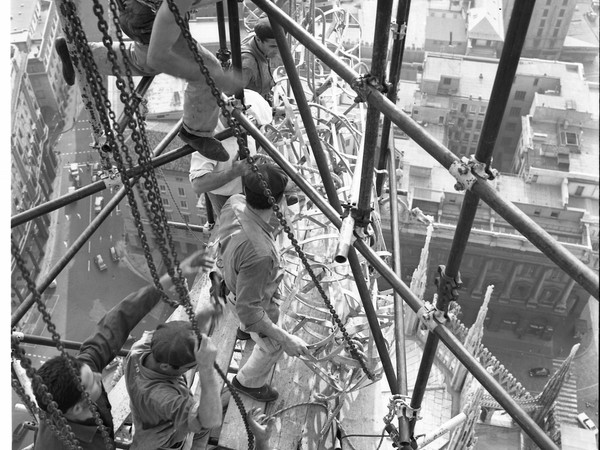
502, 0, 577, 60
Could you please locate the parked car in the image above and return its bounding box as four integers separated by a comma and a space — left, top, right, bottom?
94, 254, 107, 271
94, 196, 104, 214
110, 246, 120, 262
70, 163, 79, 177
577, 412, 598, 433
529, 367, 550, 377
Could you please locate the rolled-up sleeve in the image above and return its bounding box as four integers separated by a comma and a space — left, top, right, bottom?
189, 152, 217, 182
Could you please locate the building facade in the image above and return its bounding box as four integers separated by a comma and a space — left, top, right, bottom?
501, 0, 577, 60
11, 0, 67, 305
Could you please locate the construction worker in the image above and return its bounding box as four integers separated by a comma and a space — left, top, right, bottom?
55, 0, 241, 162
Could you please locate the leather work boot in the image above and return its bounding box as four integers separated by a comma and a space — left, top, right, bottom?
232, 376, 279, 402
179, 127, 230, 162
55, 37, 75, 86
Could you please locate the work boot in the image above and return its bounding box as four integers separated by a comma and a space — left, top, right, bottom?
231, 376, 279, 402
236, 327, 251, 341
55, 37, 75, 86
179, 127, 230, 162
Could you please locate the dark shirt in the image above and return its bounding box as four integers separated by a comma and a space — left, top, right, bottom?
241, 38, 275, 102
34, 285, 164, 450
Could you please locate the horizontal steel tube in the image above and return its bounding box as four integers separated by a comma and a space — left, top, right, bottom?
254, 0, 598, 300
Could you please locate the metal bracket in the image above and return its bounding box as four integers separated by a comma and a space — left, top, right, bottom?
417, 302, 441, 331
351, 74, 389, 103
468, 155, 498, 180
448, 157, 478, 191
383, 394, 421, 448
103, 169, 122, 188
434, 265, 462, 312
391, 22, 407, 40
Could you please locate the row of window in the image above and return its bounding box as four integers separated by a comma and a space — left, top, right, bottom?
159, 185, 187, 197
450, 103, 487, 114
162, 197, 189, 209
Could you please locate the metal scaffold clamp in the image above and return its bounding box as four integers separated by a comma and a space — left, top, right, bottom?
467, 154, 499, 181
383, 395, 420, 448
390, 21, 407, 41
448, 157, 478, 191
351, 74, 390, 103
434, 264, 462, 313
417, 301, 446, 330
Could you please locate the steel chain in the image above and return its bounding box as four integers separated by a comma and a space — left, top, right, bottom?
12, 344, 81, 450
11, 237, 113, 449
163, 0, 376, 381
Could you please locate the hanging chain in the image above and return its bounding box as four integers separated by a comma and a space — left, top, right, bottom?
11, 351, 81, 450
163, 0, 376, 382
11, 237, 114, 449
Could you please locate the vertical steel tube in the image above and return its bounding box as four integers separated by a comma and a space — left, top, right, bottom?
354, 0, 393, 224
387, 134, 410, 446
375, 0, 411, 196
267, 18, 399, 393
226, 0, 243, 99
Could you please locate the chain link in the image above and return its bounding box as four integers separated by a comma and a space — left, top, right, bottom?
11, 236, 113, 449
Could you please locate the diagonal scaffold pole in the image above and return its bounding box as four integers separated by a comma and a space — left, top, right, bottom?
353, 0, 393, 227
268, 16, 399, 393
251, 0, 599, 300
410, 0, 538, 436
375, 0, 411, 197
11, 123, 232, 327
227, 105, 559, 450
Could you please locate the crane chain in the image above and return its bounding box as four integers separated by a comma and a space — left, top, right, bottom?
163, 0, 376, 382
11, 237, 114, 449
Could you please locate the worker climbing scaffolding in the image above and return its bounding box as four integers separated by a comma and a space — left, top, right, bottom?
10, 0, 600, 450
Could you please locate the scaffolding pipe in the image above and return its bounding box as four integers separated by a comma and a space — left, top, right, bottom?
375, 0, 411, 196
12, 332, 130, 358
410, 0, 537, 434
167, 221, 208, 233
12, 125, 236, 228
251, 0, 599, 299
231, 106, 559, 450
388, 129, 410, 447
227, 0, 243, 100
354, 0, 393, 225
265, 19, 400, 393
12, 119, 201, 327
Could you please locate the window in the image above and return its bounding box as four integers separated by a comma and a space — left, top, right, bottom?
165, 212, 172, 221
552, 29, 559, 37
509, 107, 521, 117
550, 211, 559, 218
443, 77, 452, 85
473, 133, 480, 142
451, 102, 458, 110
514, 90, 526, 101
537, 29, 543, 37
467, 119, 474, 128
476, 120, 483, 130
533, 77, 539, 86
180, 200, 188, 209
574, 186, 584, 196
560, 131, 579, 145
463, 132, 471, 141
558, 9, 565, 17
162, 197, 170, 205
534, 209, 541, 216
546, 0, 551, 4
460, 104, 467, 113
438, 116, 445, 125
178, 187, 185, 196
176, 177, 184, 182
479, 105, 487, 114
181, 213, 190, 223
160, 185, 166, 192
460, 145, 468, 154
562, 0, 568, 5
542, 9, 549, 17
556, 19, 562, 27
540, 20, 546, 27
413, 109, 419, 115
